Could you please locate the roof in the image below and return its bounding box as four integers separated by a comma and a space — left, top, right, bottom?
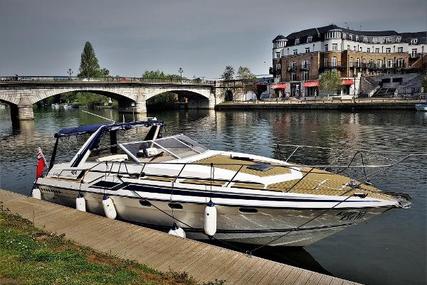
280, 24, 426, 46
272, 35, 287, 42
54, 119, 163, 138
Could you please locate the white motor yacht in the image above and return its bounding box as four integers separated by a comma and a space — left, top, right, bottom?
34, 119, 411, 247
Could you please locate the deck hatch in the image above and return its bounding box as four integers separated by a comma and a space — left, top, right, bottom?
247, 163, 272, 172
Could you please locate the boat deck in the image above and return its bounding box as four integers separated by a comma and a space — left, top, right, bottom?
0, 189, 360, 285
193, 155, 392, 200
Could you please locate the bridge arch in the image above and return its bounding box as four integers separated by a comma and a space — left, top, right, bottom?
146, 89, 211, 110
30, 87, 138, 105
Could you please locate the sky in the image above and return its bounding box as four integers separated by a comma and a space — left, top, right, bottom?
0, 0, 426, 79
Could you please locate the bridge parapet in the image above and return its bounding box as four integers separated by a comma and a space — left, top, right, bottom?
0, 76, 216, 86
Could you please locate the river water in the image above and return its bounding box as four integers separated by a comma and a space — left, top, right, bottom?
0, 108, 426, 285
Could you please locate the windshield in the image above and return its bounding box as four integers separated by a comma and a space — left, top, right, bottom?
119, 134, 207, 163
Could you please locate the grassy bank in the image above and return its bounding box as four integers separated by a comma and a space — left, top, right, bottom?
0, 210, 223, 285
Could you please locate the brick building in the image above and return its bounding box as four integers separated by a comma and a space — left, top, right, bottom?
271, 25, 426, 97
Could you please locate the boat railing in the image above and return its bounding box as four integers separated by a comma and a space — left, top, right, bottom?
53, 150, 425, 193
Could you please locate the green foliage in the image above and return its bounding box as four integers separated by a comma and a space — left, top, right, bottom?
78, 42, 109, 78
221, 66, 235, 80
0, 210, 221, 285
237, 66, 256, 80
142, 70, 182, 81
319, 70, 341, 95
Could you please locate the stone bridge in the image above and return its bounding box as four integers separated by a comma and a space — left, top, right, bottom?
0, 78, 236, 121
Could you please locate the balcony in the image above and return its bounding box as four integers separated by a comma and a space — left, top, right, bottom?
349, 62, 405, 70
287, 66, 297, 72
320, 61, 343, 71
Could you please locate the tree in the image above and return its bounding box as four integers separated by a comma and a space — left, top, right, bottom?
237, 66, 256, 80
78, 42, 109, 78
319, 70, 341, 96
221, 66, 235, 80
142, 70, 182, 81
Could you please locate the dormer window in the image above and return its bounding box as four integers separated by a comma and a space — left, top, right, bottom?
307, 36, 312, 43
295, 38, 300, 45
349, 34, 353, 40
363, 36, 368, 43
411, 38, 418, 45
355, 35, 359, 41
343, 33, 347, 39
396, 36, 401, 43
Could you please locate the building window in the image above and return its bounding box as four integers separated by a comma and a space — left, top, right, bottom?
411, 38, 418, 45
375, 47, 380, 53
359, 46, 363, 52
324, 44, 328, 51
276, 52, 281, 58
292, 62, 297, 68
355, 35, 359, 41
307, 36, 312, 43
343, 33, 347, 39
367, 48, 370, 53
293, 49, 298, 55
332, 43, 338, 51
305, 47, 310, 53
396, 36, 401, 43
301, 60, 310, 69
387, 59, 393, 68
398, 47, 403, 53
324, 57, 328, 67
332, 57, 337, 67
411, 48, 417, 58
397, 58, 403, 67
302, 71, 309, 80
347, 44, 350, 50
291, 73, 297, 81
295, 38, 300, 45
363, 36, 368, 43
353, 46, 357, 51
386, 48, 391, 53
377, 59, 382, 67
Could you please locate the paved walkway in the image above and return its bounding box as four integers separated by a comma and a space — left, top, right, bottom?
0, 189, 360, 285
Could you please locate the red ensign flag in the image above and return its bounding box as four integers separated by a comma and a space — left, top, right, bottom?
36, 147, 47, 179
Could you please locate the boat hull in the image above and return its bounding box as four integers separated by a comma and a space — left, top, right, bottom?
38, 185, 392, 247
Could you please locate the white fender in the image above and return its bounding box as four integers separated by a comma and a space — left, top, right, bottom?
32, 188, 41, 200
76, 195, 86, 212
102, 196, 117, 220
168, 223, 186, 238
204, 202, 217, 236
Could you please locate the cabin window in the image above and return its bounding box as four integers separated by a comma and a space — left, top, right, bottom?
139, 200, 152, 207
168, 202, 183, 209
239, 207, 258, 214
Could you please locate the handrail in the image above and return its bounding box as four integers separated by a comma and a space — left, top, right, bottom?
50, 153, 426, 194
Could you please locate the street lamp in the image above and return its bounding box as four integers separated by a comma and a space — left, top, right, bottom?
67, 68, 73, 80
178, 67, 183, 83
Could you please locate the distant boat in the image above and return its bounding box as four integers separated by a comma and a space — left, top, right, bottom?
62, 103, 72, 110
415, 103, 427, 111
51, 103, 60, 110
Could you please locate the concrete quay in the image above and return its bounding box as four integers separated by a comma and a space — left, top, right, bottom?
215, 98, 424, 111
0, 189, 360, 285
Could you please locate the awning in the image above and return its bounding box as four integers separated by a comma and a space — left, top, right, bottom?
271, 83, 287, 89
303, 80, 319, 88
341, 79, 354, 86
